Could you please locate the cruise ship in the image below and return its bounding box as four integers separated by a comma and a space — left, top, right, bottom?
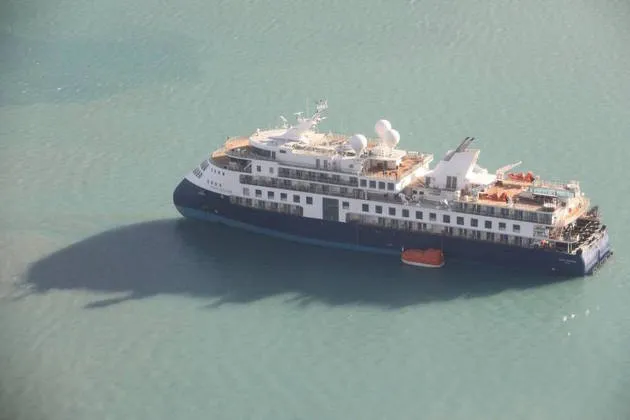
173, 100, 613, 276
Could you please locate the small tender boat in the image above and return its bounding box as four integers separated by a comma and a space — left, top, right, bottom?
401, 248, 445, 268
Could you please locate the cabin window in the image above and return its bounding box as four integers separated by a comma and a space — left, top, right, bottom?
429, 213, 436, 221
269, 167, 274, 174
402, 209, 409, 218
415, 211, 423, 220
362, 204, 369, 212
293, 195, 300, 203
360, 179, 367, 187
306, 196, 313, 205
243, 188, 250, 196
456, 216, 464, 225
342, 201, 349, 209
471, 218, 478, 227
425, 176, 432, 187
267, 191, 274, 199
443, 215, 451, 223
513, 224, 521, 233
375, 205, 383, 214
280, 193, 287, 201
369, 180, 376, 188
256, 165, 261, 172
499, 222, 506, 231
379, 181, 386, 189
255, 189, 262, 198
279, 150, 287, 154
388, 207, 396, 216
387, 183, 394, 191
485, 220, 492, 229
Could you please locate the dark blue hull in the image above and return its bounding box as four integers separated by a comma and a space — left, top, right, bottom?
173, 178, 613, 276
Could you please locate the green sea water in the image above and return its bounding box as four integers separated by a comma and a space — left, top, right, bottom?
1, 0, 630, 419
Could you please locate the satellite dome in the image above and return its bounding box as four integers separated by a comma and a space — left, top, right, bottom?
349, 134, 368, 154
374, 119, 392, 138
383, 128, 400, 148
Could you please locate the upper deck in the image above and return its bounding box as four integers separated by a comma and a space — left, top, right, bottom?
455, 176, 590, 225
212, 134, 432, 181
363, 152, 430, 180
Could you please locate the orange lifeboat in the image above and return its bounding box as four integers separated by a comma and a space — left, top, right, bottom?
401, 248, 445, 268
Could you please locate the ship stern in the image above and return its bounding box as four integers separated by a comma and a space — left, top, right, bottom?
579, 229, 613, 275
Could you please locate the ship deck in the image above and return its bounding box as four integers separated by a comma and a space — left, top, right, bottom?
362, 154, 428, 180
476, 180, 541, 210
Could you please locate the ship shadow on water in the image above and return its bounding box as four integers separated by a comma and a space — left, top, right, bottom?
25, 219, 576, 309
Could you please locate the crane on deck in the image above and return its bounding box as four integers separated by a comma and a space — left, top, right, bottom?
495, 161, 522, 182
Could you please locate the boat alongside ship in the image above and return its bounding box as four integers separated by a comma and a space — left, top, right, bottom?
401, 248, 445, 268
173, 100, 613, 276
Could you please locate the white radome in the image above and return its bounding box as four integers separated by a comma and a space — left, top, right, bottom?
374, 119, 392, 138
349, 134, 368, 154
383, 128, 400, 148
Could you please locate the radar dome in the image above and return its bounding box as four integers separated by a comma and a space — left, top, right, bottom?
374, 119, 392, 138
383, 128, 400, 149
349, 134, 368, 154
